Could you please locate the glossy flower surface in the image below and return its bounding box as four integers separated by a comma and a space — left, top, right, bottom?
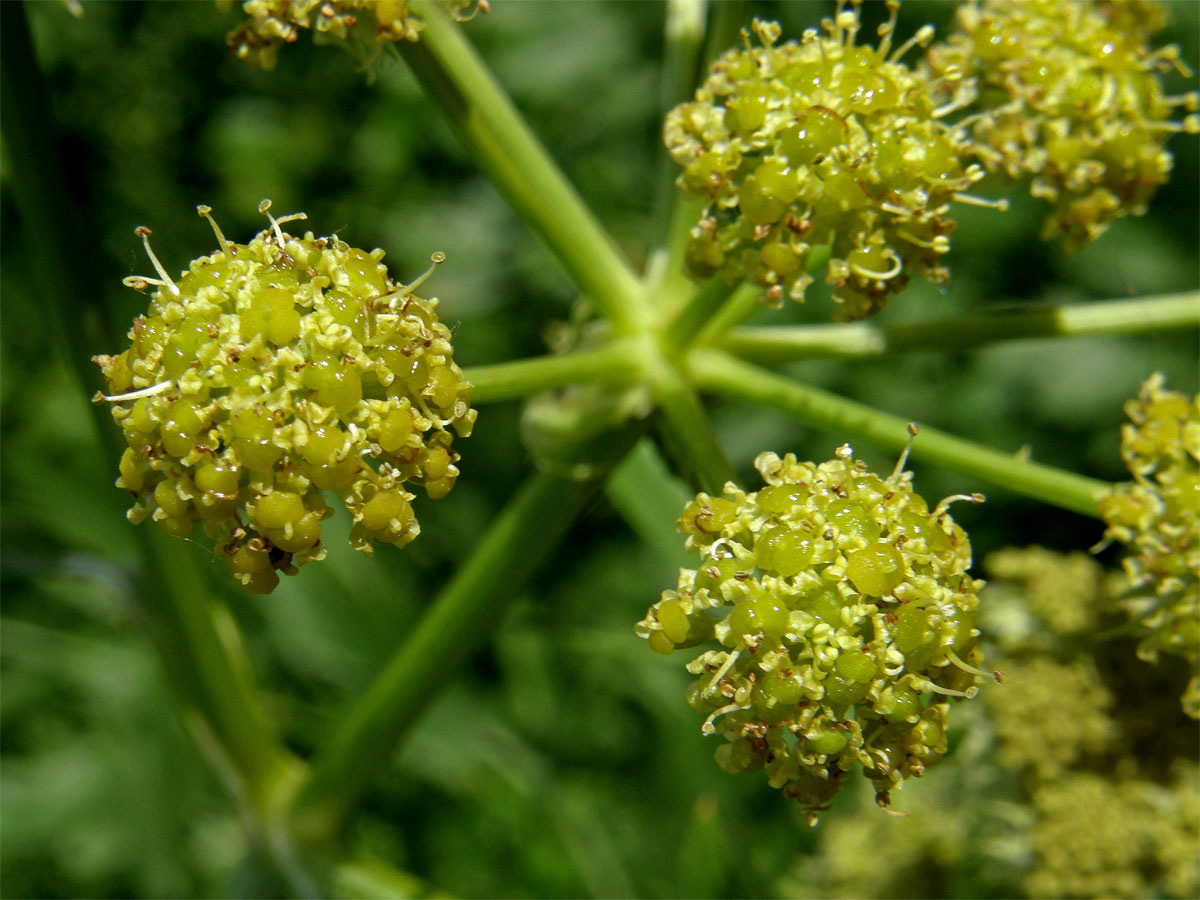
94, 205, 475, 593
637, 444, 986, 817
665, 9, 987, 319
926, 0, 1199, 249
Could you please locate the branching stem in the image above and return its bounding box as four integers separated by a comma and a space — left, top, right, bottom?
399, 1, 647, 334
687, 350, 1111, 517
721, 292, 1200, 363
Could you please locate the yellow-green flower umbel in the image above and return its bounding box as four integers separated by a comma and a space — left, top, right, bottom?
224, 0, 488, 70
637, 440, 990, 819
925, 0, 1200, 250
1098, 374, 1199, 716
93, 202, 476, 594
664, 4, 997, 320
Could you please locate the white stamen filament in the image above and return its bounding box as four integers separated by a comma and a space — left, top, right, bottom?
196, 205, 229, 249
135, 226, 179, 296
933, 492, 985, 517
848, 248, 903, 281
702, 649, 741, 698
98, 380, 174, 403
400, 252, 446, 295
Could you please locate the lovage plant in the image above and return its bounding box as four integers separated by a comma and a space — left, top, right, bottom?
2, 0, 1197, 896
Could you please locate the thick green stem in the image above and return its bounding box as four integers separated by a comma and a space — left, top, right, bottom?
660, 275, 737, 354
637, 337, 736, 494
291, 432, 639, 839
399, 1, 646, 333
464, 339, 643, 404
688, 350, 1110, 517
652, 0, 747, 313
721, 292, 1200, 363
1, 0, 293, 805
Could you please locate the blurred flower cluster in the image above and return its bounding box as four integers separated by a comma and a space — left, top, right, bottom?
1098, 374, 1199, 716
223, 0, 487, 69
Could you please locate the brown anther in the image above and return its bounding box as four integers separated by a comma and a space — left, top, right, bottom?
135, 226, 153, 238
784, 214, 811, 235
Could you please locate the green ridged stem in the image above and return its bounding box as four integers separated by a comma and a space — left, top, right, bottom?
721, 292, 1200, 363
660, 275, 737, 356
653, 0, 708, 279
399, 1, 647, 334
687, 350, 1111, 517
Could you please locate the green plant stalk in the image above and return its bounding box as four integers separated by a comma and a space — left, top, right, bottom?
0, 0, 292, 806
653, 0, 707, 261
660, 274, 737, 355
639, 338, 737, 494
653, 0, 748, 311
721, 292, 1200, 363
464, 339, 644, 403
688, 350, 1111, 517
291, 430, 641, 839
399, 1, 647, 334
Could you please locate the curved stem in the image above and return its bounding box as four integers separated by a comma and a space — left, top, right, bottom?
399, 1, 646, 334
464, 339, 643, 404
651, 0, 746, 313
721, 292, 1200, 364
687, 350, 1111, 517
660, 275, 736, 354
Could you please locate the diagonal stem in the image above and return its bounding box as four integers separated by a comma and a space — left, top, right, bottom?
463, 339, 644, 404
291, 427, 642, 840
687, 350, 1111, 517
399, 0, 647, 334
720, 292, 1200, 363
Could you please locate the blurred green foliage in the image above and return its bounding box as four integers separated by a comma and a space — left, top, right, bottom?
1, 1, 1197, 897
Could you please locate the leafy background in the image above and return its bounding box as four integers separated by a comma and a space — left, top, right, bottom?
1, 1, 1197, 897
